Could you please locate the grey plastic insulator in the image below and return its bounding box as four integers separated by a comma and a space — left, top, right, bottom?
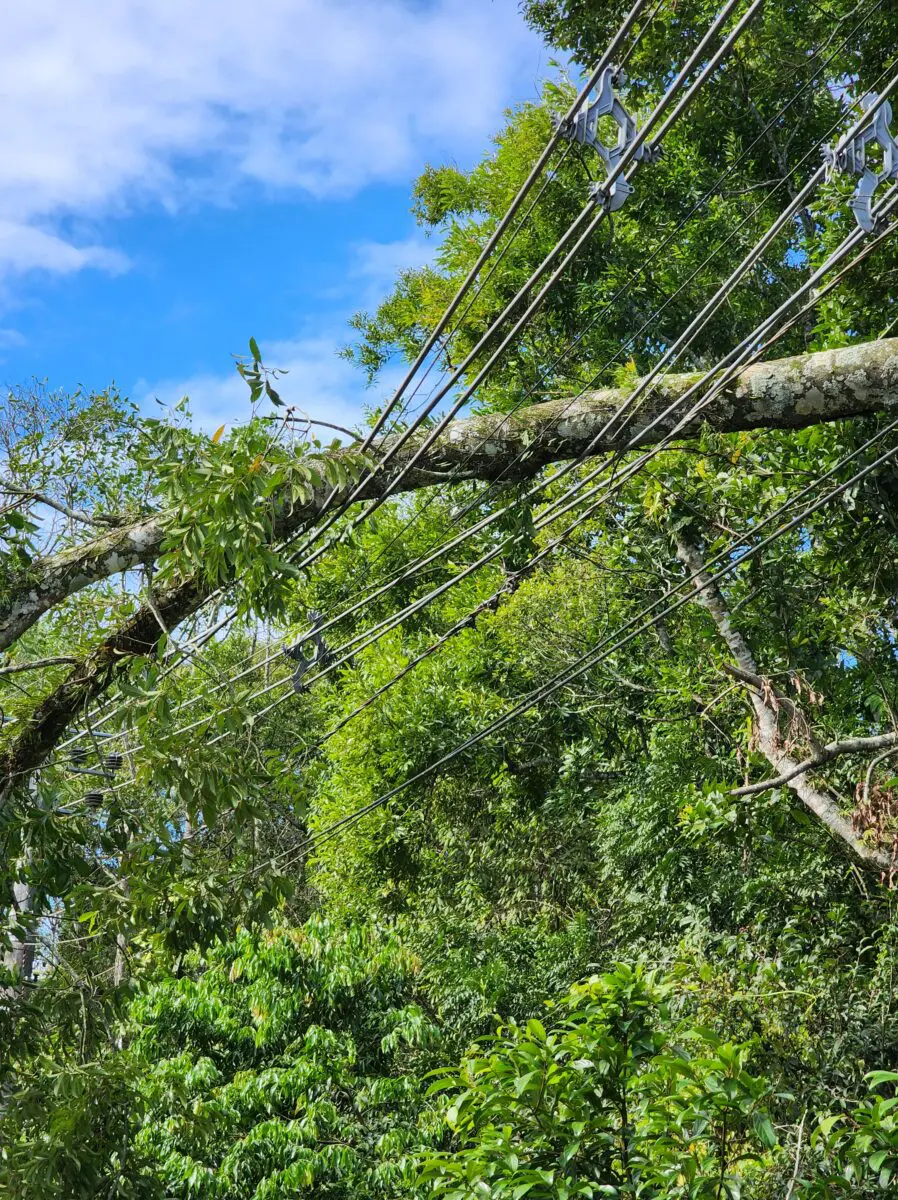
824, 92, 898, 234
588, 177, 635, 212
553, 68, 658, 209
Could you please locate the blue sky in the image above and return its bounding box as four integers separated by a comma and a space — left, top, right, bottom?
0, 0, 548, 432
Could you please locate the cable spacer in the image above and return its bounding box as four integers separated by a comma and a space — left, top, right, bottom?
553, 67, 657, 208
284, 609, 335, 695
824, 92, 898, 234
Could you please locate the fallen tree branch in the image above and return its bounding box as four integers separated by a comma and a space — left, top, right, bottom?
675, 533, 893, 872
0, 579, 202, 808
3, 337, 897, 653
730, 730, 898, 796
0, 571, 526, 810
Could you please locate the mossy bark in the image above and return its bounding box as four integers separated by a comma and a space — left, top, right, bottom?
2, 338, 897, 653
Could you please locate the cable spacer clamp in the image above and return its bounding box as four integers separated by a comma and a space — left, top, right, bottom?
552, 67, 658, 210
824, 92, 898, 234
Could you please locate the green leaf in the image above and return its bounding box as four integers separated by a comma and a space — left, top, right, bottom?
751, 1112, 778, 1150
866, 1071, 898, 1089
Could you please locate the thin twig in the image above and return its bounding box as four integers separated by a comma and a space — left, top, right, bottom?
0, 482, 119, 527
863, 747, 898, 808
731, 730, 898, 797
784, 1110, 807, 1200
0, 656, 78, 676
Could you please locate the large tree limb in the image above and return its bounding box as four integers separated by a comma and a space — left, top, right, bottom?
0, 579, 201, 808
3, 337, 898, 653
675, 533, 893, 873
729, 726, 898, 796
0, 516, 166, 652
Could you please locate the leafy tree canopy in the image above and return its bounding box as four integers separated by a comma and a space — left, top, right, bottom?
4, 2, 898, 1196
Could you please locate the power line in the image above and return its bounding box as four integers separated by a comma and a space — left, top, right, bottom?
57, 77, 898, 783
270, 22, 894, 653
48, 27, 895, 779
284, 0, 759, 573
285, 426, 898, 870
235, 210, 898, 756
139, 401, 898, 878
49, 0, 755, 759
446, 0, 890, 523
87, 195, 898, 797
46, 3, 663, 756
268, 0, 889, 657
353, 0, 655, 457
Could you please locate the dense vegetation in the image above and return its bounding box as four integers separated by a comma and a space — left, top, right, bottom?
3, 2, 898, 1196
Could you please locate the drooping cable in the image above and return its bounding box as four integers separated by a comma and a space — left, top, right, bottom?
87, 195, 898, 790
282, 0, 760, 572
50, 28, 893, 774
281, 427, 898, 869
57, 78, 898, 781
50, 0, 759, 758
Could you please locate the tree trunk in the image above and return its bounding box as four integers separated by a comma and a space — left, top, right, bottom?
675, 533, 893, 874
3, 337, 897, 652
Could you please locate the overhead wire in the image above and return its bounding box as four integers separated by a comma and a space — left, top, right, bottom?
89, 182, 898, 795
312, 0, 662, 440
108, 0, 825, 744
223, 199, 898, 754
49, 0, 756, 758
46, 0, 663, 755
353, 0, 654, 456
50, 14, 894, 785
263, 0, 889, 636
34, 9, 898, 966
56, 58, 898, 785
276, 415, 898, 872
267, 0, 886, 641
275, 0, 759, 576
119, 79, 898, 743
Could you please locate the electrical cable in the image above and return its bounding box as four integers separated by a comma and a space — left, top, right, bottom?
59, 78, 897, 782
89, 197, 898, 793
282, 0, 759, 571
149, 83, 898, 740
49, 26, 894, 774
41, 11, 659, 759
354, 0, 654, 456
49, 0, 759, 758
281, 426, 898, 870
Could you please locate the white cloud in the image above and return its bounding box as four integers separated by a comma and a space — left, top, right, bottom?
0, 328, 26, 350
0, 0, 543, 278
347, 232, 437, 304
0, 221, 129, 277
136, 222, 444, 432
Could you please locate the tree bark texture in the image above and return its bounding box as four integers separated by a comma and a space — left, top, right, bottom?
3, 337, 897, 653
675, 534, 893, 874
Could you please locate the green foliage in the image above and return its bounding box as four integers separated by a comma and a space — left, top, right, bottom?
804, 1073, 898, 1196
5, 5, 898, 1198
0, 1044, 158, 1198
346, 1, 898, 417
420, 965, 777, 1199
140, 394, 369, 616
130, 918, 442, 1199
